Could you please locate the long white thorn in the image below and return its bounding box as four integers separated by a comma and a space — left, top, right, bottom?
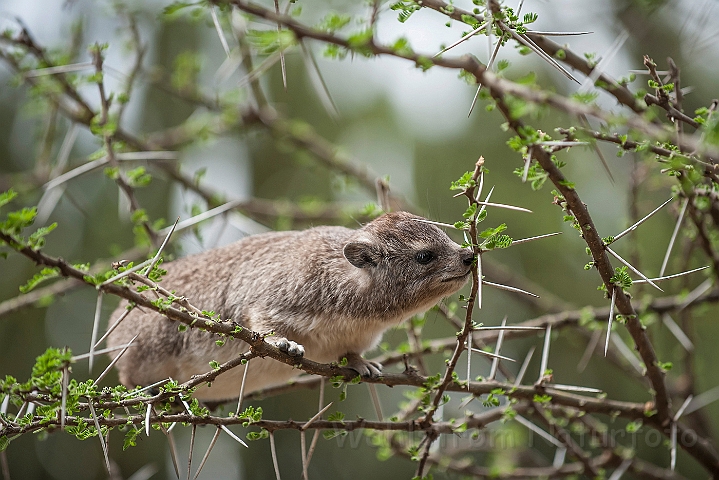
88, 292, 103, 374
675, 395, 694, 422
270, 431, 282, 480
367, 383, 383, 421
434, 23, 488, 57
608, 458, 633, 480
221, 425, 249, 447
275, 0, 287, 90
547, 383, 602, 393
477, 253, 483, 309
514, 346, 535, 387
73, 342, 137, 361
525, 30, 594, 36
128, 464, 159, 480
538, 325, 552, 383
60, 365, 69, 430
579, 30, 629, 92
468, 83, 483, 117
123, 378, 171, 398
511, 232, 562, 245
536, 141, 590, 147
470, 347, 516, 362
95, 307, 134, 349
605, 288, 617, 356
662, 314, 694, 352
611, 334, 643, 375
487, 33, 503, 70
605, 246, 663, 291
304, 379, 324, 469
515, 415, 563, 447
477, 325, 543, 331
467, 331, 472, 391
238, 50, 283, 87
99, 259, 153, 288
553, 447, 567, 469
578, 330, 601, 373
193, 428, 221, 480
474, 201, 532, 213
300, 42, 339, 120
685, 385, 719, 415
633, 265, 709, 284
511, 29, 579, 83
483, 280, 539, 298
613, 197, 673, 242
88, 401, 111, 474
301, 430, 309, 480
187, 425, 197, 480
516, 0, 526, 14
145, 403, 153, 437
475, 171, 485, 203
521, 148, 532, 183
236, 359, 250, 415
478, 186, 495, 216
678, 278, 713, 311
44, 157, 109, 191
145, 217, 179, 278
661, 199, 688, 277
25, 62, 94, 77
160, 200, 244, 236
162, 424, 181, 479
210, 6, 231, 57
488, 317, 508, 380
303, 402, 334, 431
95, 334, 139, 384
670, 422, 678, 470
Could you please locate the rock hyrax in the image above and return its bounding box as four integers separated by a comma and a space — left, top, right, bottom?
107, 211, 474, 401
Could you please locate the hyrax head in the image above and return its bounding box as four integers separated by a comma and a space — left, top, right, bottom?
343, 212, 475, 310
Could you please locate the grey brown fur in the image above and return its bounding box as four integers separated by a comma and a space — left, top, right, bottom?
107, 212, 474, 401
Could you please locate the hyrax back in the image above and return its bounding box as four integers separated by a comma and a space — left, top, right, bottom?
107, 211, 474, 401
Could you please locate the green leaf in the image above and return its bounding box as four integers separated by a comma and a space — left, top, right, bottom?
450, 171, 475, 191
246, 429, 269, 441
0, 190, 18, 210
123, 426, 142, 450
523, 12, 538, 24
125, 167, 152, 188
390, 0, 421, 23
316, 13, 351, 33
2, 207, 37, 234
28, 223, 57, 250
478, 223, 507, 239
610, 266, 632, 290
327, 411, 345, 422
19, 267, 60, 293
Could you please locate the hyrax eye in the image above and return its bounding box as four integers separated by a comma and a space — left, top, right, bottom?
415, 250, 435, 265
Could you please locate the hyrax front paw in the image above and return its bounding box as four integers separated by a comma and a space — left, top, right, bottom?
342, 352, 382, 378
267, 337, 305, 357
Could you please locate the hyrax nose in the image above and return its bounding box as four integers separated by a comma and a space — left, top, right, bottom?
461, 251, 475, 266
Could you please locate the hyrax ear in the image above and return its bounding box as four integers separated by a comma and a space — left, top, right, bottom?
343, 241, 381, 268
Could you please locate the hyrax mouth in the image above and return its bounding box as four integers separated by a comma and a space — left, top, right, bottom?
442, 269, 472, 283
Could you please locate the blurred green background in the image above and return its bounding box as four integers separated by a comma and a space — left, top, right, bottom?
1, 0, 719, 478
